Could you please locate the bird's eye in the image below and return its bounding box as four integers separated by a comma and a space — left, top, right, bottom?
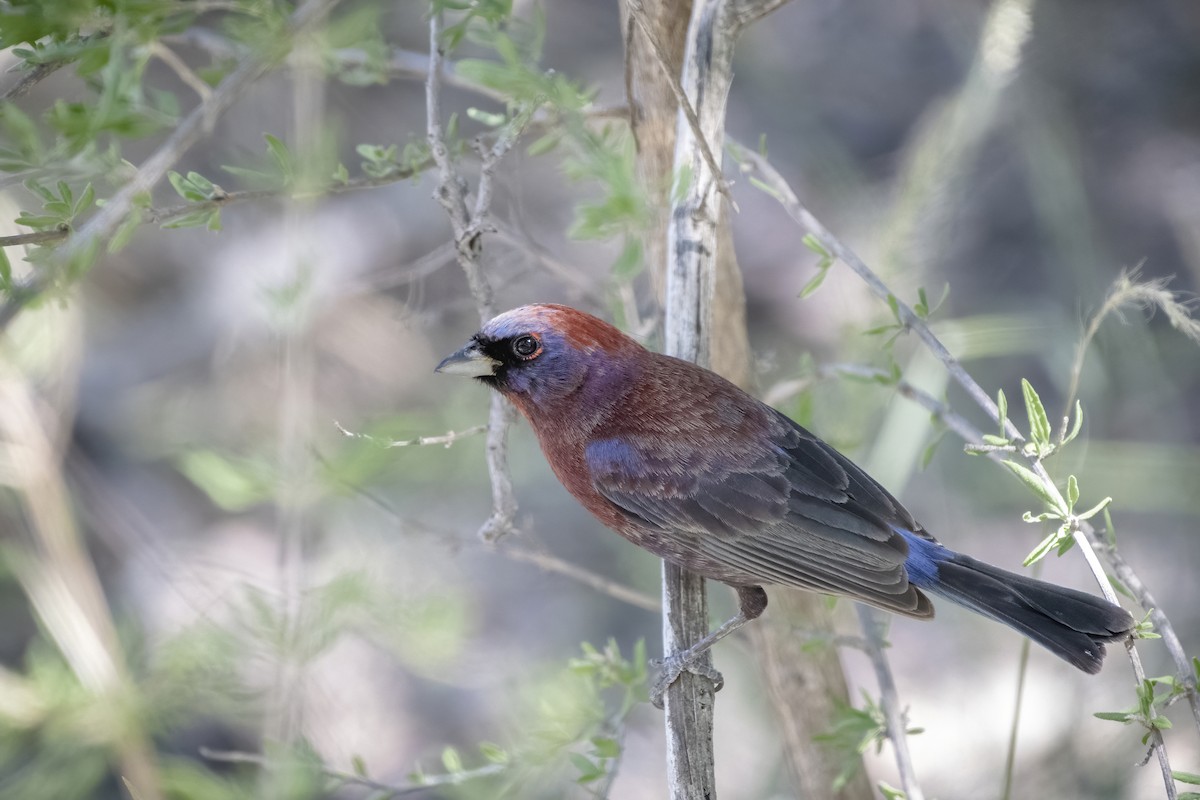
512, 334, 540, 359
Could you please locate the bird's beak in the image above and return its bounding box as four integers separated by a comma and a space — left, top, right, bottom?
435, 340, 499, 377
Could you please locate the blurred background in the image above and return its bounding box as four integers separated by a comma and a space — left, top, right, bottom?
1, 0, 1199, 798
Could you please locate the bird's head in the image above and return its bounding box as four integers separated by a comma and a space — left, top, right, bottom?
435, 304, 641, 413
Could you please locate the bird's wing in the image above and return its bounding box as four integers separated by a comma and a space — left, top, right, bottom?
585, 408, 933, 617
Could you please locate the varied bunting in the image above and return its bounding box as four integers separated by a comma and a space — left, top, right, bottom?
437, 304, 1135, 698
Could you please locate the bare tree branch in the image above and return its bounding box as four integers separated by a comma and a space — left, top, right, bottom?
657, 0, 746, 795
150, 40, 214, 102
501, 546, 661, 613
855, 606, 925, 800
729, 141, 1188, 795
334, 422, 486, 449
200, 746, 506, 797
425, 8, 524, 543
0, 229, 71, 248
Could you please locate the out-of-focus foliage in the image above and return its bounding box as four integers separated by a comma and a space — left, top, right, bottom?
2, 0, 1199, 798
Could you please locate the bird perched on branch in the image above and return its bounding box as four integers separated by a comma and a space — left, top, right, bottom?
436, 304, 1135, 701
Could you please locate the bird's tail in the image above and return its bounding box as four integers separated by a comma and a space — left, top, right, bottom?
923, 551, 1135, 673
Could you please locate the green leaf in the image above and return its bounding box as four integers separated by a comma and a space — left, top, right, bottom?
1173, 773, 1200, 786
0, 249, 11, 291
479, 742, 508, 765
352, 755, 368, 776
162, 210, 219, 230
466, 107, 506, 127
109, 212, 142, 253
1075, 496, 1112, 522
1103, 506, 1117, 545
886, 293, 901, 324
16, 213, 64, 230
186, 171, 214, 195
914, 286, 929, 317
569, 753, 602, 784
920, 432, 943, 470
169, 171, 203, 201
1063, 399, 1084, 444
802, 232, 831, 261
75, 183, 95, 216
0, 104, 41, 163
1066, 474, 1079, 510
1021, 378, 1052, 447
1024, 525, 1067, 567
1093, 711, 1134, 723
747, 174, 784, 201
220, 164, 280, 187
592, 736, 619, 759
441, 747, 462, 774
981, 434, 1010, 446
264, 133, 294, 186
176, 450, 272, 511
1002, 460, 1066, 514
997, 388, 1008, 428
799, 267, 829, 299
493, 32, 520, 65
526, 131, 561, 156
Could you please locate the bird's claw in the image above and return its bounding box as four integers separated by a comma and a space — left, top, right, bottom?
648, 653, 724, 709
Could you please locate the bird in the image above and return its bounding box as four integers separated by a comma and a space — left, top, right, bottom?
436, 303, 1135, 701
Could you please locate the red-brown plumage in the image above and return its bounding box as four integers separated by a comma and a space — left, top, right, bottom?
536, 303, 636, 353
436, 304, 1135, 675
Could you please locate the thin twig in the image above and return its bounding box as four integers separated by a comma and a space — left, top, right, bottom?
490, 219, 604, 303
731, 142, 1007, 430
310, 446, 661, 616
342, 240, 456, 295
856, 606, 924, 800
1090, 532, 1200, 740
334, 421, 486, 449
426, 8, 521, 543
501, 546, 661, 613
2, 61, 64, 101
0, 229, 72, 248
1059, 267, 1200, 441
150, 41, 214, 102
1001, 613, 1035, 799
764, 362, 987, 455
199, 747, 506, 796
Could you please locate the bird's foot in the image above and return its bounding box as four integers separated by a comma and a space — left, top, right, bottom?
648, 652, 724, 709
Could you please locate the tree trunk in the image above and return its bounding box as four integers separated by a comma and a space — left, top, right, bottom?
619, 1, 874, 797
